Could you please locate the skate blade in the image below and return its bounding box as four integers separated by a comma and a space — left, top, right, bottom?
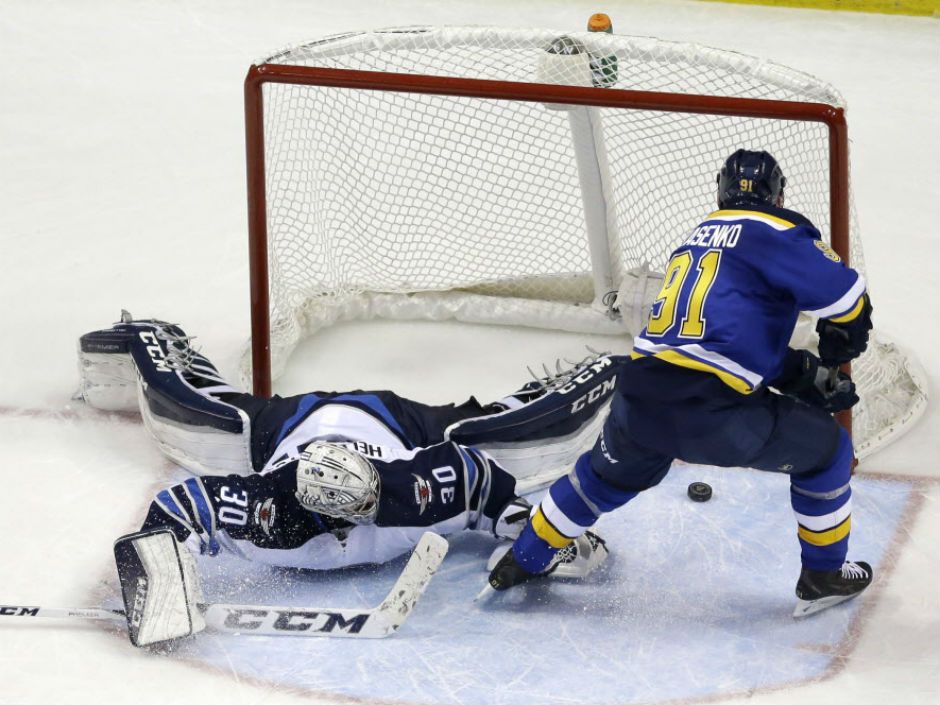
474, 582, 498, 603
793, 592, 860, 618
486, 544, 511, 572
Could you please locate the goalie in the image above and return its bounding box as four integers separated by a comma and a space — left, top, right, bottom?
78, 313, 615, 645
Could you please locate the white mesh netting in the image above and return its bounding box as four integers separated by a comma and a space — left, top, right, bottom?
241, 25, 926, 458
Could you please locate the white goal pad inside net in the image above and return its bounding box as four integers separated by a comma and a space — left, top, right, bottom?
240, 25, 926, 459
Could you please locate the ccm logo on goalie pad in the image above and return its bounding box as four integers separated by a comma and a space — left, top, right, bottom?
556, 356, 614, 395
570, 378, 616, 414
130, 577, 148, 628
139, 332, 171, 373
222, 608, 369, 634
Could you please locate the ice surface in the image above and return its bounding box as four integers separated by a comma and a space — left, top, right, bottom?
1, 1, 938, 704
97, 465, 915, 705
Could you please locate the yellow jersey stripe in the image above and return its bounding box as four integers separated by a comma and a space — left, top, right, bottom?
531, 508, 573, 549
798, 516, 852, 546
828, 294, 866, 323
706, 209, 796, 229
634, 348, 755, 394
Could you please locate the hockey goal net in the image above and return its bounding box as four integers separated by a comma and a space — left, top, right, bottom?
242, 25, 926, 459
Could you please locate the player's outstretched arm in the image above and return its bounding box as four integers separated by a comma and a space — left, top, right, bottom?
140, 469, 332, 559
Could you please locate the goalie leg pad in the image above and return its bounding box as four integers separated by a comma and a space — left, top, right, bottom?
79, 313, 254, 475
76, 311, 140, 411
137, 382, 254, 476
447, 353, 624, 444
114, 529, 205, 648
446, 354, 627, 491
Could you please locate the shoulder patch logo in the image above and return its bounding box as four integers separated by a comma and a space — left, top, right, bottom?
412, 474, 434, 515
254, 498, 277, 536
814, 239, 842, 262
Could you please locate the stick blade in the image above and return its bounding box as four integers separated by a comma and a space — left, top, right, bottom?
372, 532, 448, 635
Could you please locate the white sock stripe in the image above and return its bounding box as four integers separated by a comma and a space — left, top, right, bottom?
794, 498, 852, 532
567, 468, 603, 519
541, 492, 592, 539
791, 481, 851, 501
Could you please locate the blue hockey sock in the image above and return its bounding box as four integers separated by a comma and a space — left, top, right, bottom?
790, 428, 854, 571
512, 453, 637, 573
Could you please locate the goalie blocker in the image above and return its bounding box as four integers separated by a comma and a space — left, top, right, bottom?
114, 529, 205, 647
112, 529, 449, 647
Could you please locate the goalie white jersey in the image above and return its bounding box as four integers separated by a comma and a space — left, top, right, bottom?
141, 441, 516, 570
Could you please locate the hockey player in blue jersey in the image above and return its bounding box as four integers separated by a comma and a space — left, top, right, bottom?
77, 314, 616, 572
485, 150, 874, 617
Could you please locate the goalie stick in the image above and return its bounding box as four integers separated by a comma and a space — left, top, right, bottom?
0, 531, 448, 640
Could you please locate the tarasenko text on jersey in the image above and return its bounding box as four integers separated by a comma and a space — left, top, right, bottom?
632, 202, 867, 393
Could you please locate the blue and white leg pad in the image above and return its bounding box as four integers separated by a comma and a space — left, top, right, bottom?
446, 354, 626, 492
76, 312, 140, 411
78, 314, 254, 476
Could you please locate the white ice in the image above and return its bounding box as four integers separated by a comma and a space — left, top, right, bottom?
0, 1, 938, 704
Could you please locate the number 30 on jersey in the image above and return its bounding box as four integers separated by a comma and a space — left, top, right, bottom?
646, 249, 722, 339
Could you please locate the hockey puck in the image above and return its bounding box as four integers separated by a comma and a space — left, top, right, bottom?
687, 482, 712, 502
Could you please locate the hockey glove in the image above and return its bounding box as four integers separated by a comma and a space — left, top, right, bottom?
114, 529, 206, 647
772, 349, 859, 413
816, 295, 873, 365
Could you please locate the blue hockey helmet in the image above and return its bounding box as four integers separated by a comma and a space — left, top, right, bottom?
716, 150, 786, 208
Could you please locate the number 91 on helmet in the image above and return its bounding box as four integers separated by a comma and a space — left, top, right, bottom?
294, 442, 380, 523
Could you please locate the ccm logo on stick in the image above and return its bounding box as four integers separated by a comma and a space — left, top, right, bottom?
0, 606, 40, 616
222, 608, 370, 634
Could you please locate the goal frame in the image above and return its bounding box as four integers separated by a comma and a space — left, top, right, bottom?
243, 63, 851, 425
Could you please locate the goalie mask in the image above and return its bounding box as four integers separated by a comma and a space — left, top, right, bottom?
295, 443, 380, 523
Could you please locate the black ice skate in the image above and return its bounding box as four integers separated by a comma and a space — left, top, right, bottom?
793, 560, 872, 618
477, 531, 608, 601
476, 547, 546, 600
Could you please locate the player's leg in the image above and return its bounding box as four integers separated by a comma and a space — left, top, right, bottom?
729, 396, 872, 616
449, 352, 627, 490
252, 352, 626, 481
634, 378, 871, 616
78, 312, 254, 475
334, 351, 628, 449
487, 390, 672, 590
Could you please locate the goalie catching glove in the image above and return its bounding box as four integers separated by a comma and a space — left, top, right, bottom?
114, 529, 205, 648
